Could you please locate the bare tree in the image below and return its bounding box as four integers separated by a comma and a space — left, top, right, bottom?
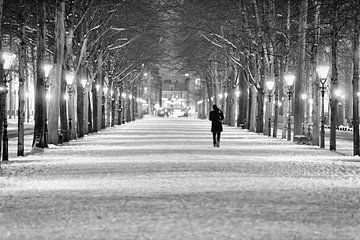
32, 0, 46, 149
352, 2, 360, 155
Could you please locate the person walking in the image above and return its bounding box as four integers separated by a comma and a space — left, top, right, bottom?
209, 104, 224, 147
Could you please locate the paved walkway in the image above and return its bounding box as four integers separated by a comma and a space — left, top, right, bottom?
1, 116, 360, 239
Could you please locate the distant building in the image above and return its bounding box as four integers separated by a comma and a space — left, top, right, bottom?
159, 66, 196, 115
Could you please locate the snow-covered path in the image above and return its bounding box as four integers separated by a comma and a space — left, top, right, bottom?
1, 116, 360, 240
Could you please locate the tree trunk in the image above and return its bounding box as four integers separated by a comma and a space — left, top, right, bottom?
77, 76, 84, 138
98, 52, 104, 130
106, 74, 111, 127
60, 63, 69, 142
294, 0, 308, 138
281, 60, 288, 139
0, 0, 4, 160
311, 1, 321, 146
64, 0, 76, 140
273, 58, 279, 138
256, 83, 264, 133
117, 88, 122, 125
129, 85, 134, 121
17, 11, 26, 156
238, 71, 247, 127
111, 82, 116, 126
250, 85, 257, 132
352, 7, 360, 155
32, 0, 46, 148
76, 25, 87, 138
92, 76, 98, 132
26, 49, 30, 124
282, 0, 291, 139
49, 0, 65, 144
330, 4, 339, 151
84, 87, 89, 134
229, 88, 236, 126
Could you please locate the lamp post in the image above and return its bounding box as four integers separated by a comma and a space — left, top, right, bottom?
79, 78, 87, 137
284, 74, 295, 141
316, 65, 329, 148
1, 51, 16, 161
43, 63, 52, 147
66, 72, 74, 140
266, 79, 275, 137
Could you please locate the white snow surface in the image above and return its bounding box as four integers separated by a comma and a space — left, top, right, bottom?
1, 116, 360, 240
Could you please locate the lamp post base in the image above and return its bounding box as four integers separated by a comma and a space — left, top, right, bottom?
2, 121, 9, 161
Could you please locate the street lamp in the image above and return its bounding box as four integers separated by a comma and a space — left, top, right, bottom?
266, 79, 275, 137
80, 78, 87, 89
66, 72, 74, 140
1, 51, 16, 161
284, 74, 295, 141
103, 87, 108, 94
316, 64, 330, 148
43, 63, 52, 147
43, 64, 52, 80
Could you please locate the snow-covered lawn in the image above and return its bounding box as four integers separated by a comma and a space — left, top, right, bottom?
1, 116, 360, 239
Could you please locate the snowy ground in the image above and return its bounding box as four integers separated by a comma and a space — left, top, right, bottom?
1, 116, 360, 240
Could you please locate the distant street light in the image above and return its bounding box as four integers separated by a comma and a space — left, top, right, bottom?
334, 89, 342, 98
266, 79, 275, 137
43, 64, 52, 79
2, 52, 16, 70
284, 74, 295, 141
316, 64, 330, 148
103, 87, 108, 94
66, 72, 75, 87
80, 78, 87, 89
1, 51, 16, 161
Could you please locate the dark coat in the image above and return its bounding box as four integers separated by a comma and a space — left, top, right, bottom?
209, 109, 224, 132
